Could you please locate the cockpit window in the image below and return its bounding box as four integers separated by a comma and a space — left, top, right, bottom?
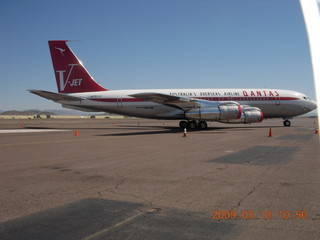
303, 96, 310, 100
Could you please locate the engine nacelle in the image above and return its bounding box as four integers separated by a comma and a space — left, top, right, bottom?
185, 105, 242, 121
219, 107, 264, 123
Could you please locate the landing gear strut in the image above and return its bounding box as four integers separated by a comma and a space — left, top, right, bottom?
179, 120, 208, 129
283, 119, 291, 127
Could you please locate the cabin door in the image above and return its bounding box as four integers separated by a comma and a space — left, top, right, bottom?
117, 98, 123, 108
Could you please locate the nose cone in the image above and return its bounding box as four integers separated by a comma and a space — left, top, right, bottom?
300, 100, 317, 116
309, 100, 317, 111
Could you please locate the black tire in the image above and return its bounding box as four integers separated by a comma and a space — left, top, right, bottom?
283, 120, 291, 127
188, 121, 197, 129
199, 121, 208, 129
179, 121, 188, 128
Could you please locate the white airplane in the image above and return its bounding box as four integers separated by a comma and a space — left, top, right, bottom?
30, 40, 317, 129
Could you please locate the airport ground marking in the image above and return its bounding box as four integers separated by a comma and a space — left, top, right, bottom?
0, 137, 108, 147
81, 208, 158, 240
0, 129, 70, 134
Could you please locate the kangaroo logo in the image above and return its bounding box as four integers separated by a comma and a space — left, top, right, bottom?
55, 47, 66, 56
56, 64, 82, 91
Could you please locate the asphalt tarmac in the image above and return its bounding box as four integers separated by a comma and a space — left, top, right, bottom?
0, 118, 319, 239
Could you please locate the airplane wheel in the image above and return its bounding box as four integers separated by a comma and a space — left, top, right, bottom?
199, 121, 208, 129
179, 121, 188, 128
283, 120, 291, 127
188, 121, 197, 129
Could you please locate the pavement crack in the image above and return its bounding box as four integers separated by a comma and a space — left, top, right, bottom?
234, 182, 262, 209
110, 190, 153, 207
96, 173, 152, 207
96, 173, 127, 197
114, 173, 127, 190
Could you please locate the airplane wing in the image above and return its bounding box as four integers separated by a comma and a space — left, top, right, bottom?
130, 92, 239, 110
29, 90, 82, 102
130, 92, 200, 110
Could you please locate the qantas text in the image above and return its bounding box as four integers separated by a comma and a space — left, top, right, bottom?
169, 90, 280, 97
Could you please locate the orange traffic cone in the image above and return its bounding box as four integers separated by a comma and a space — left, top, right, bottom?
315, 128, 319, 134
75, 129, 79, 136
268, 128, 273, 137
183, 128, 187, 137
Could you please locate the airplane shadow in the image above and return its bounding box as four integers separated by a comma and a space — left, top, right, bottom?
95, 125, 285, 137
0, 198, 235, 240
23, 125, 287, 137
96, 126, 181, 136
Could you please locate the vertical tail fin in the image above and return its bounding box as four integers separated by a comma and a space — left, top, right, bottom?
48, 40, 107, 93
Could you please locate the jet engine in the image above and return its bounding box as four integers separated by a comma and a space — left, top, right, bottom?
219, 106, 264, 123
185, 104, 242, 121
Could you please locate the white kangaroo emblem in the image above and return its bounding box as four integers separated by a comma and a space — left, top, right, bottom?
55, 47, 66, 56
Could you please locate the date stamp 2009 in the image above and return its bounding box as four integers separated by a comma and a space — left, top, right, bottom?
211, 210, 308, 220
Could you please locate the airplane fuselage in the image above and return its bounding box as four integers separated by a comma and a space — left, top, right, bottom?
68, 88, 315, 120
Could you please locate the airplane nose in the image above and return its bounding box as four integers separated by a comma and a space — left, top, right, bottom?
310, 100, 317, 111
302, 100, 317, 114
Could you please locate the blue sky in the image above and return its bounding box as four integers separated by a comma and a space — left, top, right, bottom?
0, 0, 316, 110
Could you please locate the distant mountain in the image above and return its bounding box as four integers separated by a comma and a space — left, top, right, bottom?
0, 110, 56, 115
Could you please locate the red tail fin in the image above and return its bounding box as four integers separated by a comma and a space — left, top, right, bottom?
48, 40, 107, 93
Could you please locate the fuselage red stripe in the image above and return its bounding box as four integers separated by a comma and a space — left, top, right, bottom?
90, 97, 300, 103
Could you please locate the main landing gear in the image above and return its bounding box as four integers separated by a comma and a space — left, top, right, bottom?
283, 119, 291, 127
179, 120, 208, 129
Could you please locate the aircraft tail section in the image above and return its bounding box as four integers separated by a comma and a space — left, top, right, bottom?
48, 40, 107, 93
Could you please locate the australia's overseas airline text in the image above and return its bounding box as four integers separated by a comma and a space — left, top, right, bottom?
169, 90, 280, 97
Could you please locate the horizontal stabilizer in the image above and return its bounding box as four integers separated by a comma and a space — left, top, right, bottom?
29, 90, 82, 102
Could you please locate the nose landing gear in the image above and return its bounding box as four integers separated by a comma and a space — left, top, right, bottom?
283, 119, 291, 127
